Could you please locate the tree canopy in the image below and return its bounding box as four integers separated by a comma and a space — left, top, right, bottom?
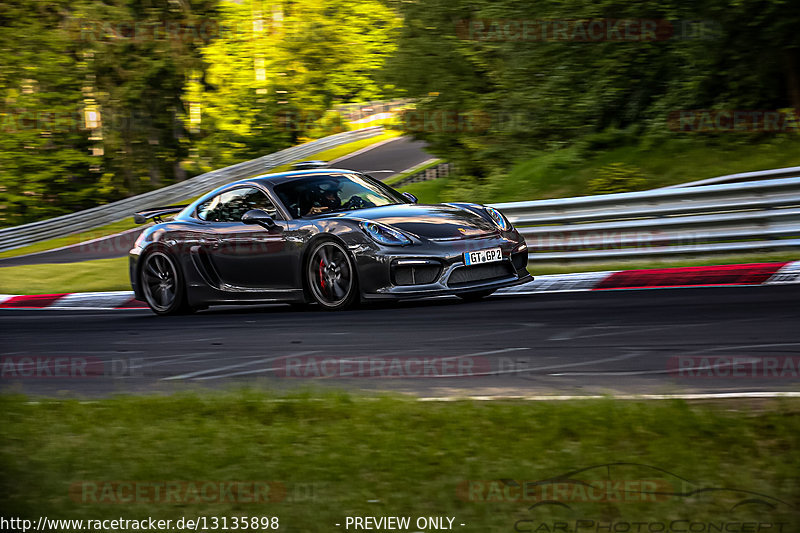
1, 0, 797, 225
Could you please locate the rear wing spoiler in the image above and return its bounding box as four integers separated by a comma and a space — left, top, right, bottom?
133, 205, 188, 224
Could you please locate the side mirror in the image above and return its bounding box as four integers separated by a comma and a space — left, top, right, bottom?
401, 192, 418, 204
242, 209, 278, 230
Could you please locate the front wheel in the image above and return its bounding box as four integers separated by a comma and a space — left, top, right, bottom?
140, 250, 192, 316
456, 289, 495, 302
306, 240, 359, 310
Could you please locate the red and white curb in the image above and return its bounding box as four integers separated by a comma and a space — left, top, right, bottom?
1, 261, 798, 310
0, 291, 145, 310
499, 260, 800, 295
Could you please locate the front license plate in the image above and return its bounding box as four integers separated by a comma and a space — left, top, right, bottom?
464, 248, 503, 266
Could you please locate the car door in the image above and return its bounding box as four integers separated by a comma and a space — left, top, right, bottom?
195, 187, 294, 290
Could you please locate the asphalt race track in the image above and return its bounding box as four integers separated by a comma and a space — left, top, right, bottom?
0, 135, 432, 267
333, 135, 432, 178
2, 285, 799, 398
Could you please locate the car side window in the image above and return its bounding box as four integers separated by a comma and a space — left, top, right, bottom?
196, 187, 278, 222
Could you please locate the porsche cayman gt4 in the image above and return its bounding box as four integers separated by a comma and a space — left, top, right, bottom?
129, 169, 531, 315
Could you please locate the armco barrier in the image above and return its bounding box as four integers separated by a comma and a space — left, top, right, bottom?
3, 144, 800, 264
0, 126, 383, 252
391, 162, 456, 188
490, 177, 800, 262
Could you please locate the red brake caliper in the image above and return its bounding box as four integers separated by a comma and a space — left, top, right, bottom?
319, 259, 326, 293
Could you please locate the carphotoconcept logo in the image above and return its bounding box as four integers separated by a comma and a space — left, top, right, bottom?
479, 463, 796, 531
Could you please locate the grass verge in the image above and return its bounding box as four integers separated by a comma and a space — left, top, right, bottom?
0, 257, 129, 294
0, 392, 797, 528
383, 158, 441, 186
0, 219, 140, 261
402, 135, 800, 204
393, 175, 450, 201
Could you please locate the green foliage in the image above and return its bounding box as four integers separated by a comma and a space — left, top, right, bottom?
400, 134, 800, 204
3, 0, 800, 227
185, 0, 401, 173
0, 1, 96, 225
0, 0, 400, 227
386, 0, 800, 187
587, 162, 649, 194
0, 0, 221, 226
441, 169, 507, 204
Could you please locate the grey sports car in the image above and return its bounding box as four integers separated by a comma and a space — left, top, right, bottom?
129, 168, 531, 315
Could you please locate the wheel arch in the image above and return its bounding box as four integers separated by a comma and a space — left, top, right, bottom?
136, 242, 178, 286
137, 243, 195, 315
301, 233, 362, 306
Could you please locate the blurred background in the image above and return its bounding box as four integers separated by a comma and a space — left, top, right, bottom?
1, 4, 799, 528
1, 0, 799, 226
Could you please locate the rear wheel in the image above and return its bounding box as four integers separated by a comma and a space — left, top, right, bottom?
140, 250, 192, 316
306, 240, 358, 310
456, 289, 495, 302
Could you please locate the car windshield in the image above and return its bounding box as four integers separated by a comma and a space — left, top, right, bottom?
273, 173, 409, 218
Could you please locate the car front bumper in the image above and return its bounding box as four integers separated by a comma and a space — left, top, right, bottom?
353, 233, 531, 300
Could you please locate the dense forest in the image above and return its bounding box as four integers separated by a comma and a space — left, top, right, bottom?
0, 0, 399, 225
1, 0, 798, 225
387, 0, 800, 180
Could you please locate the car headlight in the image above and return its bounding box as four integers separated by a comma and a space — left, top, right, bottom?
359, 221, 412, 246
485, 206, 512, 231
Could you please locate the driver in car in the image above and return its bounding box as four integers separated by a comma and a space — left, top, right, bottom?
307, 179, 375, 215
307, 180, 342, 215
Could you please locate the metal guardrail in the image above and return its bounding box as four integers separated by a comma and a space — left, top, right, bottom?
0, 126, 384, 252
660, 165, 800, 188
3, 134, 799, 264
391, 161, 455, 188
491, 177, 800, 262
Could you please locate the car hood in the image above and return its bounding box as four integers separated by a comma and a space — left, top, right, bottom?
335, 204, 498, 240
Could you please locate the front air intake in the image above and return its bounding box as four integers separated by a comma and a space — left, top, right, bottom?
391, 260, 442, 286
447, 262, 515, 287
